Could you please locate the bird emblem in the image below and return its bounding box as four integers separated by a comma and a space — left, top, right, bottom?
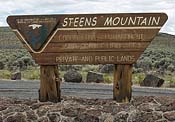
28, 24, 42, 29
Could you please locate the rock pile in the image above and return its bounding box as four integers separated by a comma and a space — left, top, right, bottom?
0, 96, 175, 122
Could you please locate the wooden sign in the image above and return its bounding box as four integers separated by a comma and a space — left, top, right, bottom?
7, 13, 168, 65
7, 13, 168, 103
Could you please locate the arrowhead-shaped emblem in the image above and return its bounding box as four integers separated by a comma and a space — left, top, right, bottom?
7, 16, 58, 53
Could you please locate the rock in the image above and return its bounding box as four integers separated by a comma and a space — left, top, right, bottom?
31, 102, 51, 110
26, 110, 38, 121
5, 115, 16, 122
156, 101, 175, 112
102, 105, 121, 114
74, 112, 99, 122
38, 117, 49, 122
5, 113, 27, 122
129, 111, 162, 122
61, 106, 79, 117
21, 99, 37, 106
2, 112, 14, 120
86, 71, 104, 83
114, 111, 129, 122
0, 97, 15, 105
0, 115, 2, 122
0, 105, 7, 111
99, 113, 114, 122
2, 104, 30, 114
163, 111, 175, 121
64, 70, 82, 83
61, 117, 74, 122
47, 112, 60, 122
155, 119, 168, 122
140, 74, 164, 87
86, 109, 101, 117
135, 96, 162, 107
11, 71, 21, 80
137, 103, 159, 112
100, 64, 114, 73
37, 107, 49, 117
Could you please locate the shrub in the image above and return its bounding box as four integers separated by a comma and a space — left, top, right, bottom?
0, 70, 11, 79
167, 64, 174, 72
22, 69, 40, 80
137, 57, 152, 72
59, 65, 83, 71
20, 56, 34, 66
132, 73, 145, 84
82, 65, 99, 72
103, 73, 113, 84
133, 67, 143, 73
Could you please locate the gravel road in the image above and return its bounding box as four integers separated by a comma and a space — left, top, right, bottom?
0, 80, 175, 99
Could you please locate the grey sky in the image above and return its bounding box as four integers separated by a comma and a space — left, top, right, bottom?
0, 0, 175, 35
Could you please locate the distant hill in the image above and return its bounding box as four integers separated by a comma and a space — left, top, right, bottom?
150, 33, 175, 49
0, 27, 175, 49
0, 27, 23, 49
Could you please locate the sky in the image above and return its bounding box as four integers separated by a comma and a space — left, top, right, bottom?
0, 0, 175, 35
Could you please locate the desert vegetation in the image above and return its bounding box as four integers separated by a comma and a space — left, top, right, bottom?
0, 27, 175, 85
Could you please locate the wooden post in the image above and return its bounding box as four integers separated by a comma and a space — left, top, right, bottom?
39, 65, 61, 102
113, 64, 132, 102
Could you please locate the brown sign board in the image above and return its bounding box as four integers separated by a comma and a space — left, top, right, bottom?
7, 13, 168, 65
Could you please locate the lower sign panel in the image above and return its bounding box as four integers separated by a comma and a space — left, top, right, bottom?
31, 52, 142, 65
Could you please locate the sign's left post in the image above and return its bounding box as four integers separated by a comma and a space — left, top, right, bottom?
40, 65, 61, 102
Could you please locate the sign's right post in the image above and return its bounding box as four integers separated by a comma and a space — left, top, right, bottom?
114, 64, 132, 102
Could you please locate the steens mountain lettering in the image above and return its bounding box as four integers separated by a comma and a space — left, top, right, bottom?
62, 16, 161, 28
62, 17, 97, 27
104, 16, 160, 26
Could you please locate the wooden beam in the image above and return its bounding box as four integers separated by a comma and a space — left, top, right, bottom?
113, 64, 132, 102
31, 52, 142, 65
39, 65, 61, 102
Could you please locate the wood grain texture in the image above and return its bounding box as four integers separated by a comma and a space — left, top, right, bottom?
31, 52, 142, 65
39, 65, 61, 102
113, 64, 132, 102
41, 42, 149, 53
51, 29, 159, 43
